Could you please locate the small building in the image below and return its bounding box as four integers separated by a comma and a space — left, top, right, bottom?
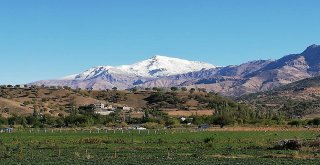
105, 105, 115, 110
94, 110, 115, 116
136, 126, 147, 130
2, 128, 13, 133
123, 106, 132, 111
93, 103, 116, 115
180, 117, 187, 122
94, 103, 105, 109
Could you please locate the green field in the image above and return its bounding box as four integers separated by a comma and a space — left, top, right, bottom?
0, 129, 320, 164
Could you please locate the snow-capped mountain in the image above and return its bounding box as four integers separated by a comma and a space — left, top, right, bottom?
29, 45, 320, 96
31, 55, 216, 90
60, 55, 216, 80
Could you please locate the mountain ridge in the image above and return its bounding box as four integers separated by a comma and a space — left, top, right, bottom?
30, 44, 320, 96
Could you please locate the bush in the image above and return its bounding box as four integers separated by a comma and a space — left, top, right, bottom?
272, 140, 302, 150
288, 120, 302, 127
212, 114, 234, 128
312, 118, 320, 127
143, 122, 164, 129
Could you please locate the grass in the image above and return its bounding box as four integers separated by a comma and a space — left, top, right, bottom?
0, 128, 320, 164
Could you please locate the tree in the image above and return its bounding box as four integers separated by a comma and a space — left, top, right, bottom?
181, 87, 187, 92
170, 87, 178, 92
288, 120, 301, 127
152, 87, 163, 92
0, 115, 8, 125
112, 87, 118, 91
213, 114, 234, 128
189, 88, 196, 94
198, 88, 207, 93
130, 87, 138, 92
165, 118, 180, 127
312, 118, 320, 127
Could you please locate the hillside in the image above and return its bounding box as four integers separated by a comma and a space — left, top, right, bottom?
238, 76, 320, 118
0, 85, 246, 118
0, 86, 101, 117
141, 45, 320, 96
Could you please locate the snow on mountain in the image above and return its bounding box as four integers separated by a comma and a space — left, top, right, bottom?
60, 55, 216, 80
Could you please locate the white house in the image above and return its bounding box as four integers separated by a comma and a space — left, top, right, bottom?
94, 103, 105, 109
94, 110, 114, 116
122, 106, 132, 111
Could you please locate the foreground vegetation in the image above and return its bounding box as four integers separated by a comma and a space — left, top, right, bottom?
1, 85, 320, 164
1, 85, 320, 130
0, 129, 320, 164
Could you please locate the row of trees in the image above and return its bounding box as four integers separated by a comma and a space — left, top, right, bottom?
1, 112, 319, 129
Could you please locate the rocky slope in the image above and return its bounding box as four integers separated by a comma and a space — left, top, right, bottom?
238, 76, 320, 118
140, 45, 320, 96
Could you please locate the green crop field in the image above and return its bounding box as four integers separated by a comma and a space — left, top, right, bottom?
0, 129, 320, 164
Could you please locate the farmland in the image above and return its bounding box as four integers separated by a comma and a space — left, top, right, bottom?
1, 128, 320, 164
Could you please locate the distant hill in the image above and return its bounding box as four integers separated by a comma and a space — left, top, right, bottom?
0, 86, 244, 118
0, 86, 101, 117
238, 76, 320, 118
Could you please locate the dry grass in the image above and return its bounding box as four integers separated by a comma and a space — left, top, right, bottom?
118, 92, 149, 108
0, 87, 101, 117
304, 113, 320, 119
0, 97, 32, 116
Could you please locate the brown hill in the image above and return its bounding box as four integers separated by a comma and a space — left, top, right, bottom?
0, 86, 101, 117
0, 86, 244, 118
238, 76, 320, 118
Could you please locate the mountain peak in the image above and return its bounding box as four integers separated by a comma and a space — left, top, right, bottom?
304, 44, 320, 52
309, 44, 320, 48
150, 55, 180, 61
59, 55, 216, 80
151, 55, 167, 58
302, 44, 320, 54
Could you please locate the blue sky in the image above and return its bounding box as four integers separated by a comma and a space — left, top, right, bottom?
1, 0, 320, 84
